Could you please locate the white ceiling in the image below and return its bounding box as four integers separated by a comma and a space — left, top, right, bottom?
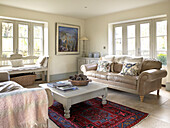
0, 0, 168, 19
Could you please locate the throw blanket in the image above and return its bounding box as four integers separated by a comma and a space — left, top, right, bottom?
0, 81, 23, 92
0, 87, 48, 128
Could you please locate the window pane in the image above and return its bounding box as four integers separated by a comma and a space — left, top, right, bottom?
2, 22, 13, 57
34, 25, 43, 38
115, 27, 122, 39
156, 21, 167, 36
115, 39, 122, 55
157, 52, 167, 65
115, 27, 122, 55
140, 37, 149, 56
18, 24, 28, 56
34, 25, 43, 56
34, 39, 43, 56
140, 23, 149, 37
19, 24, 28, 38
127, 38, 135, 56
2, 22, 13, 37
127, 25, 135, 38
19, 38, 28, 56
127, 25, 135, 56
157, 36, 167, 51
140, 23, 150, 57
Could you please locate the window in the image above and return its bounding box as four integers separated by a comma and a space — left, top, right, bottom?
113, 18, 167, 65
2, 22, 13, 57
114, 26, 122, 55
33, 25, 43, 56
18, 24, 29, 56
0, 19, 44, 57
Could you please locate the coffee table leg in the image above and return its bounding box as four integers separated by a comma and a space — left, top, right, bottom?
64, 100, 71, 118
64, 106, 70, 118
102, 88, 107, 105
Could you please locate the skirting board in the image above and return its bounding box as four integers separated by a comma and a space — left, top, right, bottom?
50, 72, 77, 82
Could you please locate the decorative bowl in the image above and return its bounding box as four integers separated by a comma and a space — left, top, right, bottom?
68, 79, 92, 86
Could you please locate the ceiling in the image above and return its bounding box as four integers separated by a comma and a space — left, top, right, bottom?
0, 0, 168, 19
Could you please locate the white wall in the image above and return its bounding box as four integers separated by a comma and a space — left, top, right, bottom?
0, 5, 85, 79
85, 1, 170, 82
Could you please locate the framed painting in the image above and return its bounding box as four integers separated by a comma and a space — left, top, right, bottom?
55, 23, 80, 55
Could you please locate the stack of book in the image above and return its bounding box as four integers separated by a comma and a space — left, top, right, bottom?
47, 81, 78, 91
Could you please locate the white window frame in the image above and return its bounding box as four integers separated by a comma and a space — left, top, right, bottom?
112, 17, 167, 59
0, 19, 44, 57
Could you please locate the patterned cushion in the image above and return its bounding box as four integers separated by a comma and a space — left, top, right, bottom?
97, 60, 111, 72
120, 63, 141, 76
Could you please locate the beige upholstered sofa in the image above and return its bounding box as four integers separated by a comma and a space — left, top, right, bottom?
81, 55, 167, 102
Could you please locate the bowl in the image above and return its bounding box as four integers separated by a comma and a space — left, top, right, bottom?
68, 79, 92, 86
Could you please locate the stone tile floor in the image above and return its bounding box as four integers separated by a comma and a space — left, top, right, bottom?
48, 87, 170, 128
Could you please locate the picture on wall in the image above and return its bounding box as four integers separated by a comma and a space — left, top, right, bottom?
55, 23, 80, 55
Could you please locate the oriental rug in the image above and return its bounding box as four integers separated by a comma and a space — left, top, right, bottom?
49, 98, 148, 128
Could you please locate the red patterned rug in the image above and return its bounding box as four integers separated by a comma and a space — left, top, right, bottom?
49, 98, 148, 128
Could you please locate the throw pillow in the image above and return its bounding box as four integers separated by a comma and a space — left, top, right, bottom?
120, 62, 141, 76
97, 60, 111, 72
11, 59, 24, 67
36, 56, 46, 66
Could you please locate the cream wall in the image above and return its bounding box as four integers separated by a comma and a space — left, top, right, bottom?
85, 1, 170, 82
0, 5, 85, 80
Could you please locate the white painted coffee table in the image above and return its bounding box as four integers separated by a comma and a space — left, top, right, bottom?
40, 81, 108, 118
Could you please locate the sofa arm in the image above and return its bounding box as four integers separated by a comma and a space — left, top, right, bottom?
138, 69, 167, 82
0, 71, 10, 82
80, 64, 97, 73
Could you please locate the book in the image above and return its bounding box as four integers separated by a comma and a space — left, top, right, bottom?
57, 85, 78, 91
47, 81, 68, 88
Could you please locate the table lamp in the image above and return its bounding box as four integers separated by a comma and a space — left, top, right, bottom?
79, 36, 88, 57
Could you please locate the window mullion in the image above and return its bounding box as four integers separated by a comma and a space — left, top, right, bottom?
42, 24, 44, 55
14, 21, 18, 54
0, 20, 2, 55
123, 25, 127, 55
136, 23, 140, 56
113, 26, 115, 55
151, 20, 156, 58
29, 23, 33, 56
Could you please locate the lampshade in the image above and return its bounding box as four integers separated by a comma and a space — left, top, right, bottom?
79, 36, 88, 41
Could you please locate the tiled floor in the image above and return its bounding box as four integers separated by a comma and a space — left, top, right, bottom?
48, 87, 170, 128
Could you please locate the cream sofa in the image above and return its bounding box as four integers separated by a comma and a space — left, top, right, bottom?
81, 55, 167, 102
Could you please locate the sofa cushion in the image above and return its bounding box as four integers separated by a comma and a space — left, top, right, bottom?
108, 73, 138, 86
141, 59, 162, 72
10, 59, 24, 67
95, 72, 109, 80
113, 62, 123, 73
120, 63, 141, 76
124, 57, 143, 63
84, 71, 97, 77
97, 60, 111, 72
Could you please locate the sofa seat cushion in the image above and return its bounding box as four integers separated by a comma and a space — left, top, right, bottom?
108, 73, 138, 86
95, 72, 110, 80
84, 70, 97, 77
